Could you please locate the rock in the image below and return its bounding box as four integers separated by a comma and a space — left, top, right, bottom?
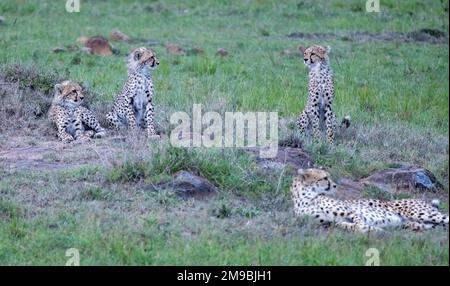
247, 147, 314, 171
154, 171, 218, 199
362, 165, 441, 192
335, 178, 364, 200
165, 43, 185, 55
51, 47, 66, 53
216, 48, 228, 57
110, 29, 130, 42
80, 36, 113, 56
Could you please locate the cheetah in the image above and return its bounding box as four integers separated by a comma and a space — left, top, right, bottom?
106, 47, 160, 138
48, 80, 106, 143
291, 168, 449, 233
296, 45, 349, 143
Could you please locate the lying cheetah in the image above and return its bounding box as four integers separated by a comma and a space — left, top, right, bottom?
296, 45, 349, 143
48, 80, 106, 143
291, 168, 449, 233
106, 47, 160, 138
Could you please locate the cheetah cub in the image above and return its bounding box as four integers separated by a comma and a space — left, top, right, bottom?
48, 80, 106, 143
297, 45, 348, 143
291, 168, 449, 233
107, 47, 160, 138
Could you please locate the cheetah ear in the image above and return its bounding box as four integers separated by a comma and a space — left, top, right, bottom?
298, 45, 306, 53
297, 169, 308, 180
54, 83, 63, 95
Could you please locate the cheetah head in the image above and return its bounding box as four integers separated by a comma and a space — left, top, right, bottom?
53, 80, 84, 106
295, 168, 337, 195
127, 47, 159, 74
298, 45, 331, 68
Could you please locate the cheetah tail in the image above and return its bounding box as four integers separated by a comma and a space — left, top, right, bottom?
431, 199, 440, 209
340, 115, 351, 129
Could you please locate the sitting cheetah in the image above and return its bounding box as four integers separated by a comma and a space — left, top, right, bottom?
106, 47, 160, 138
48, 80, 106, 143
291, 168, 449, 233
296, 45, 349, 143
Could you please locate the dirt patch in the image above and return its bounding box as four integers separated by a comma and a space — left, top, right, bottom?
287, 29, 448, 44
0, 137, 126, 171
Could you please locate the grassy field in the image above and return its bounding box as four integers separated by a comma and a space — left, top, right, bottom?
0, 0, 449, 265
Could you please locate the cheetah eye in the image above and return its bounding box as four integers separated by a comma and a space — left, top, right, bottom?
323, 177, 328, 180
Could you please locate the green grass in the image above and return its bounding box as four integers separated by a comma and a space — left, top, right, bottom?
0, 0, 448, 265
0, 213, 447, 266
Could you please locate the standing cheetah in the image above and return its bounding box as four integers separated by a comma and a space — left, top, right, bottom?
291, 168, 449, 233
106, 47, 160, 138
48, 80, 106, 143
296, 45, 344, 143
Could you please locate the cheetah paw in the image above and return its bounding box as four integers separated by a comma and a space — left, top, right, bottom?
94, 130, 107, 138
75, 135, 92, 143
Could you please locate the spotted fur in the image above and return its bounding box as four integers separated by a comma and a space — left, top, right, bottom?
48, 80, 106, 143
292, 168, 449, 233
106, 47, 160, 138
296, 45, 337, 143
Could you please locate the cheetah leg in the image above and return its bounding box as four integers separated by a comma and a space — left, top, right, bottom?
336, 214, 383, 233
336, 221, 383, 233
84, 130, 95, 138
402, 221, 437, 231
144, 99, 159, 138
125, 105, 138, 132
308, 110, 321, 140
297, 109, 309, 135
56, 118, 74, 143
324, 105, 336, 144
73, 115, 91, 142
78, 107, 106, 138
106, 110, 121, 129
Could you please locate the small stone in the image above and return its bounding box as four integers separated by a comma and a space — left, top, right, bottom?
341, 115, 351, 128
51, 47, 66, 53
216, 48, 228, 57
0, 16, 5, 25
110, 29, 130, 42
165, 43, 185, 55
